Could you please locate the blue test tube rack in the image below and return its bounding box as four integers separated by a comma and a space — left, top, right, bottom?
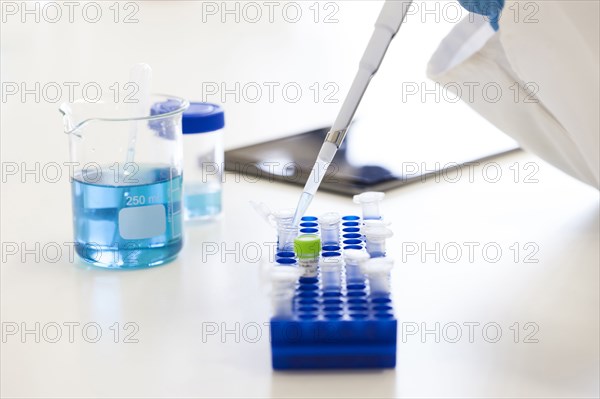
271, 215, 397, 370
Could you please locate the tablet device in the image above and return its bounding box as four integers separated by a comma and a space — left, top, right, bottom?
224, 120, 519, 195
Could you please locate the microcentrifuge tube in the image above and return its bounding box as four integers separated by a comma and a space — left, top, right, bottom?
271, 209, 295, 227
364, 225, 393, 257
278, 224, 298, 251
271, 265, 301, 292
343, 249, 370, 282
353, 192, 385, 220
269, 209, 298, 251
319, 255, 343, 290
270, 266, 301, 318
318, 212, 341, 245
271, 290, 295, 318
360, 257, 394, 294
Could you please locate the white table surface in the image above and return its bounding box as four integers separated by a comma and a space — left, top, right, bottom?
1, 1, 599, 398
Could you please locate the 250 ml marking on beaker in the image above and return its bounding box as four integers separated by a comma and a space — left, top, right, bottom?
126, 195, 159, 206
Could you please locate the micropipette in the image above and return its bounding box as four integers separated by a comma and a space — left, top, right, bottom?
291, 0, 414, 226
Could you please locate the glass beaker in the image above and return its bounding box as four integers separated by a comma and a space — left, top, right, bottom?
60, 94, 189, 268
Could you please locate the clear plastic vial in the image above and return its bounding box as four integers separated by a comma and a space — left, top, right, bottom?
278, 224, 299, 252
318, 212, 341, 245
343, 249, 370, 282
364, 225, 393, 257
361, 257, 394, 294
353, 192, 385, 220
320, 255, 343, 290
182, 102, 225, 221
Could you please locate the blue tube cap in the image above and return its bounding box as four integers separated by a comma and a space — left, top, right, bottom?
183, 102, 225, 134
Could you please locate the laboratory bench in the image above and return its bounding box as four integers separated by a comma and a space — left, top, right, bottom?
1, 150, 598, 398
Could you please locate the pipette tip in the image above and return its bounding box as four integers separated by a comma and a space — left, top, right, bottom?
292, 192, 313, 226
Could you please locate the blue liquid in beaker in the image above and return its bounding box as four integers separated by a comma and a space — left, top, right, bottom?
71, 164, 183, 268
184, 183, 222, 221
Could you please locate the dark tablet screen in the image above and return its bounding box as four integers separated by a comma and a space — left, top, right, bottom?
224, 120, 518, 195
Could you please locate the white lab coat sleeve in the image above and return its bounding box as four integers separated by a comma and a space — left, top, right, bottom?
427, 2, 599, 189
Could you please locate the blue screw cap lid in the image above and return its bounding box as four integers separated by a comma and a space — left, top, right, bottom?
182, 102, 225, 134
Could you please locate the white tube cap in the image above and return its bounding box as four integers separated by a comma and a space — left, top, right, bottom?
343, 249, 370, 265
360, 257, 394, 276
362, 219, 391, 229
271, 265, 302, 284
364, 226, 393, 242
318, 212, 341, 227
353, 192, 385, 205
272, 209, 295, 225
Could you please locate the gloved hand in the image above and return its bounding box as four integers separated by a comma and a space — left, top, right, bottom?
459, 0, 505, 30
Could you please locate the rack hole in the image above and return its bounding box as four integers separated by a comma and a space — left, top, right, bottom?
348, 298, 367, 305
298, 298, 318, 305
299, 291, 318, 298
322, 245, 341, 252
347, 283, 366, 290
347, 291, 367, 297
298, 283, 318, 291
371, 296, 391, 304
276, 251, 296, 258
298, 306, 318, 313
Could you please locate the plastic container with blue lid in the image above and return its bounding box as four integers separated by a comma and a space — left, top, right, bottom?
182, 102, 225, 221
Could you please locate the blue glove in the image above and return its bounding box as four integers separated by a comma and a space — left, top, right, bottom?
459, 0, 505, 31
